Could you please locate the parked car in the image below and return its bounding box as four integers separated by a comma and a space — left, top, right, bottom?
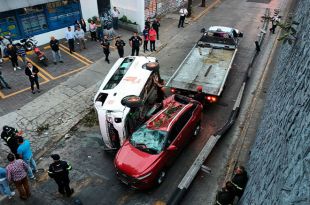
114, 94, 203, 189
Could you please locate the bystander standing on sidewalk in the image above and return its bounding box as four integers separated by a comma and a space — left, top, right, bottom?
96, 17, 103, 41
142, 26, 149, 53
145, 17, 151, 29
17, 136, 37, 180
270, 14, 281, 34
231, 166, 248, 199
115, 36, 126, 58
89, 20, 97, 41
50, 36, 63, 65
80, 18, 87, 33
7, 45, 21, 71
17, 45, 27, 68
149, 27, 157, 52
101, 35, 110, 64
65, 27, 75, 53
6, 153, 31, 200
0, 166, 15, 199
112, 6, 120, 30
129, 32, 142, 56
25, 61, 40, 94
1, 126, 20, 158
152, 19, 160, 40
75, 26, 86, 51
48, 154, 74, 197
178, 6, 188, 28
0, 71, 11, 89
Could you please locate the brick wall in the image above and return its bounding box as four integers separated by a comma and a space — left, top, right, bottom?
240, 1, 310, 204
145, 0, 187, 18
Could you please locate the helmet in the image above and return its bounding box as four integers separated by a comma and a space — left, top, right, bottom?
3, 125, 9, 132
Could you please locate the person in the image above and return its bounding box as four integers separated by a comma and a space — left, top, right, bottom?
65, 27, 75, 53
7, 44, 21, 71
231, 166, 248, 198
89, 20, 97, 41
6, 153, 31, 200
111, 6, 120, 30
0, 70, 11, 89
50, 36, 63, 65
0, 36, 11, 60
142, 26, 149, 53
0, 166, 15, 199
74, 20, 80, 31
115, 36, 126, 58
17, 136, 37, 180
101, 35, 110, 64
216, 181, 236, 205
154, 75, 165, 102
96, 17, 103, 41
145, 17, 151, 29
178, 6, 188, 28
75, 26, 86, 51
129, 32, 142, 56
17, 45, 27, 67
149, 27, 157, 52
48, 154, 74, 197
270, 15, 281, 34
1, 126, 20, 157
80, 18, 87, 33
25, 61, 40, 94
193, 86, 206, 108
152, 19, 160, 40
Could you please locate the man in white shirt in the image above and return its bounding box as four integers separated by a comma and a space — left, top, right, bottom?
75, 26, 86, 51
65, 26, 75, 53
111, 6, 120, 30
178, 6, 188, 28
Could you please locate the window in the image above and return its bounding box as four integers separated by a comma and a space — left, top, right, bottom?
0, 16, 20, 39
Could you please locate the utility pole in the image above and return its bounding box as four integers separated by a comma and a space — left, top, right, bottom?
201, 0, 206, 7
187, 0, 193, 17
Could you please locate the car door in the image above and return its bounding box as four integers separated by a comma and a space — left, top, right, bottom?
176, 106, 197, 147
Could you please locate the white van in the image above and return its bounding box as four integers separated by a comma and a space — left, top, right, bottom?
94, 56, 160, 150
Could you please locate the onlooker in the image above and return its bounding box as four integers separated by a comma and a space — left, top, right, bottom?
96, 17, 103, 41
152, 19, 160, 40
115, 36, 126, 58
75, 26, 86, 51
129, 32, 142, 56
145, 17, 151, 29
149, 27, 157, 52
1, 126, 20, 157
17, 136, 37, 180
89, 20, 97, 41
50, 36, 64, 65
178, 6, 188, 28
0, 70, 11, 89
80, 18, 87, 33
48, 154, 74, 197
216, 181, 236, 205
101, 35, 110, 64
231, 166, 248, 198
142, 26, 149, 53
6, 153, 31, 200
74, 20, 80, 31
7, 44, 21, 71
25, 61, 40, 94
111, 6, 120, 30
65, 26, 75, 53
0, 166, 15, 199
17, 45, 27, 67
270, 15, 281, 34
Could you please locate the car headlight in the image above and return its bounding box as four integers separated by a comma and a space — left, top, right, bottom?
136, 172, 152, 180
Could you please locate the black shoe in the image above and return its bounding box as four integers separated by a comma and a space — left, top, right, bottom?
54, 62, 57, 65
37, 89, 41, 93
7, 86, 11, 89
154, 49, 157, 52
60, 61, 64, 63
32, 91, 36, 94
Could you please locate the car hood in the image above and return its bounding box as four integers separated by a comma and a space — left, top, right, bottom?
115, 141, 160, 177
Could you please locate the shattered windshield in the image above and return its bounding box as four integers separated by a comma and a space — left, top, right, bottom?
130, 126, 168, 154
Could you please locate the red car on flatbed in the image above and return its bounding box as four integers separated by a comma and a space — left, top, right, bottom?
114, 94, 203, 189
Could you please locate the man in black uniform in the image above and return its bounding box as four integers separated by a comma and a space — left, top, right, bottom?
193, 86, 206, 108
129, 32, 142, 56
216, 181, 236, 205
101, 35, 110, 64
152, 19, 160, 40
1, 126, 20, 157
231, 166, 248, 198
115, 36, 126, 58
48, 154, 74, 197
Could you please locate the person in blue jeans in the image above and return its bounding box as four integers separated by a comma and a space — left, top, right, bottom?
0, 167, 15, 199
17, 136, 37, 179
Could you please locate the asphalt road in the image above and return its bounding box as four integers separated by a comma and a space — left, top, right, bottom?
2, 0, 287, 204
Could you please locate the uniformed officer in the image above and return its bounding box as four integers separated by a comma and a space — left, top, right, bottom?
115, 36, 126, 58
48, 154, 74, 197
101, 35, 110, 64
193, 86, 206, 108
216, 181, 236, 205
231, 166, 248, 198
1, 126, 21, 157
129, 32, 142, 56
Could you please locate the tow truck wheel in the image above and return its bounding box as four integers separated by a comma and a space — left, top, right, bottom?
157, 170, 166, 185
146, 62, 159, 72
121, 95, 142, 108
193, 121, 201, 137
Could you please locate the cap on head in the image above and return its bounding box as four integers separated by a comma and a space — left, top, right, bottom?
51, 154, 60, 160
3, 125, 9, 132
197, 86, 203, 92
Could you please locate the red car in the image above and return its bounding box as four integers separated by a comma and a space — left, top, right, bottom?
114, 94, 203, 189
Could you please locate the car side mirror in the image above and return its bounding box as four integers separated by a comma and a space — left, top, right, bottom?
200, 28, 206, 33
167, 145, 177, 151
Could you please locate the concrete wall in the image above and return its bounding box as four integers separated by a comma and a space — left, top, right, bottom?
80, 0, 99, 22
240, 1, 310, 204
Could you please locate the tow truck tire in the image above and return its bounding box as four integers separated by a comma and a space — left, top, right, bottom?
121, 95, 142, 108
146, 62, 159, 72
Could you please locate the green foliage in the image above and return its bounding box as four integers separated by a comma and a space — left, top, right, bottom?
87, 16, 98, 23
277, 14, 299, 45
119, 15, 137, 25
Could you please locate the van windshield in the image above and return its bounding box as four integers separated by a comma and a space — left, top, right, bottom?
130, 125, 168, 154
103, 58, 134, 90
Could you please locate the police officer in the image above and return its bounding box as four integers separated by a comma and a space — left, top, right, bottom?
231, 166, 248, 198
101, 35, 110, 64
48, 154, 74, 197
1, 126, 20, 157
129, 32, 142, 56
193, 86, 206, 108
216, 181, 236, 205
115, 36, 126, 58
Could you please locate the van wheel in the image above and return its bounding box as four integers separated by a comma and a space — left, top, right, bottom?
146, 62, 159, 72
121, 95, 142, 108
193, 121, 201, 137
157, 170, 166, 185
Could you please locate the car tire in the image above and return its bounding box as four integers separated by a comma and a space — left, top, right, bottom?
156, 170, 166, 185
145, 62, 159, 72
121, 95, 142, 108
193, 121, 201, 137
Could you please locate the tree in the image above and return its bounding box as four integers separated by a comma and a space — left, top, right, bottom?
201, 0, 206, 7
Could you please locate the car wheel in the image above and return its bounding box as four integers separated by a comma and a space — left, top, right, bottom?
121, 95, 142, 108
157, 170, 166, 185
193, 121, 201, 137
